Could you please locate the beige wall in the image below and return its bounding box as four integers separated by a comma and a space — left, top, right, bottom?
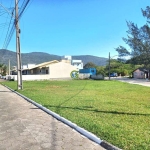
49, 62, 77, 78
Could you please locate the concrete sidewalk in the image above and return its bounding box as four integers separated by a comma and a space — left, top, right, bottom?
0, 84, 105, 150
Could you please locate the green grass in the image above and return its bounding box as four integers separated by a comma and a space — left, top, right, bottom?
2, 80, 150, 150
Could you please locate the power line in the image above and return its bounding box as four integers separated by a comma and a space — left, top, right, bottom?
18, 0, 30, 19
1, 0, 31, 49
0, 22, 13, 26
20, 0, 33, 16
0, 3, 12, 47
0, 0, 13, 48
2, 14, 14, 49
1, 1, 14, 49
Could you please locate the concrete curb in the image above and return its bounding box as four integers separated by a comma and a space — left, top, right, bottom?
4, 84, 122, 150
100, 141, 122, 150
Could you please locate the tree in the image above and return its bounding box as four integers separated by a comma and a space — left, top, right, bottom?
0, 63, 7, 76
83, 62, 97, 69
96, 66, 106, 76
2, 65, 7, 76
116, 6, 150, 78
83, 62, 107, 76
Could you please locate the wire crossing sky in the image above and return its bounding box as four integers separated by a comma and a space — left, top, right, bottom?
0, 0, 31, 49
0, 0, 150, 58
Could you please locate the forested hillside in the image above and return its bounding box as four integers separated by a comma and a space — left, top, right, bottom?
0, 49, 108, 66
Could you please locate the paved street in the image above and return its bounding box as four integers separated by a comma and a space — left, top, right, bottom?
0, 84, 105, 150
113, 77, 150, 87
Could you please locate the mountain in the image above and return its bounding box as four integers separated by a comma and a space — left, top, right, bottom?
72, 55, 108, 66
0, 49, 61, 66
0, 49, 108, 67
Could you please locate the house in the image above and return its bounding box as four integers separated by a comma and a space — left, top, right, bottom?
8, 60, 77, 81
133, 68, 149, 79
71, 60, 83, 70
62, 55, 83, 70
22, 60, 59, 75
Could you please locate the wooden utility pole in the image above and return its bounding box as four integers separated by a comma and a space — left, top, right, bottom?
15, 0, 23, 90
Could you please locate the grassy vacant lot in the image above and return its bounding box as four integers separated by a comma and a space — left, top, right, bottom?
3, 80, 150, 150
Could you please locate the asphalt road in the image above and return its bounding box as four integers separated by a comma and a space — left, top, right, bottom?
111, 77, 150, 87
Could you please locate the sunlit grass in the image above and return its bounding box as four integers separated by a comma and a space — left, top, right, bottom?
3, 80, 150, 150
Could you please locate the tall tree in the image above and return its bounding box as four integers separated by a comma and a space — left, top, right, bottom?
0, 63, 7, 76
83, 62, 97, 69
116, 6, 150, 78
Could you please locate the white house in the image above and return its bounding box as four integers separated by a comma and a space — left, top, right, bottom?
22, 64, 36, 70
71, 60, 83, 70
62, 55, 83, 70
8, 60, 77, 81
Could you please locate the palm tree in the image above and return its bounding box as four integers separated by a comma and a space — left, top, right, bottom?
0, 63, 7, 76
0, 64, 4, 74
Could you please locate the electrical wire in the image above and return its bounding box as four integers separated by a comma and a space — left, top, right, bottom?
20, 0, 33, 17
0, 23, 12, 30
1, 0, 31, 49
18, 0, 30, 19
2, 11, 14, 49
1, 0, 14, 49
0, 0, 12, 48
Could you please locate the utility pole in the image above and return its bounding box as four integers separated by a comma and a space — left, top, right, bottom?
8, 59, 10, 75
108, 52, 110, 80
15, 0, 23, 90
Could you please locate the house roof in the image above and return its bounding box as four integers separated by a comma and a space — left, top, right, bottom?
133, 68, 148, 73
23, 60, 59, 70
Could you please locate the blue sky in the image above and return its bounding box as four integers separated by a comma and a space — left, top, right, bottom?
0, 0, 150, 58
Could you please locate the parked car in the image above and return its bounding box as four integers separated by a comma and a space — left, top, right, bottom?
110, 73, 118, 77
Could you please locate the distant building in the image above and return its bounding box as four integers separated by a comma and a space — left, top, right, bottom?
10, 66, 17, 75
133, 68, 149, 79
62, 55, 83, 70
63, 55, 72, 61
22, 64, 36, 69
71, 60, 83, 70
9, 60, 77, 81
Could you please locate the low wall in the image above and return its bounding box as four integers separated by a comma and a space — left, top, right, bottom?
6, 75, 50, 81
91, 74, 104, 80
6, 75, 72, 81
78, 73, 90, 79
